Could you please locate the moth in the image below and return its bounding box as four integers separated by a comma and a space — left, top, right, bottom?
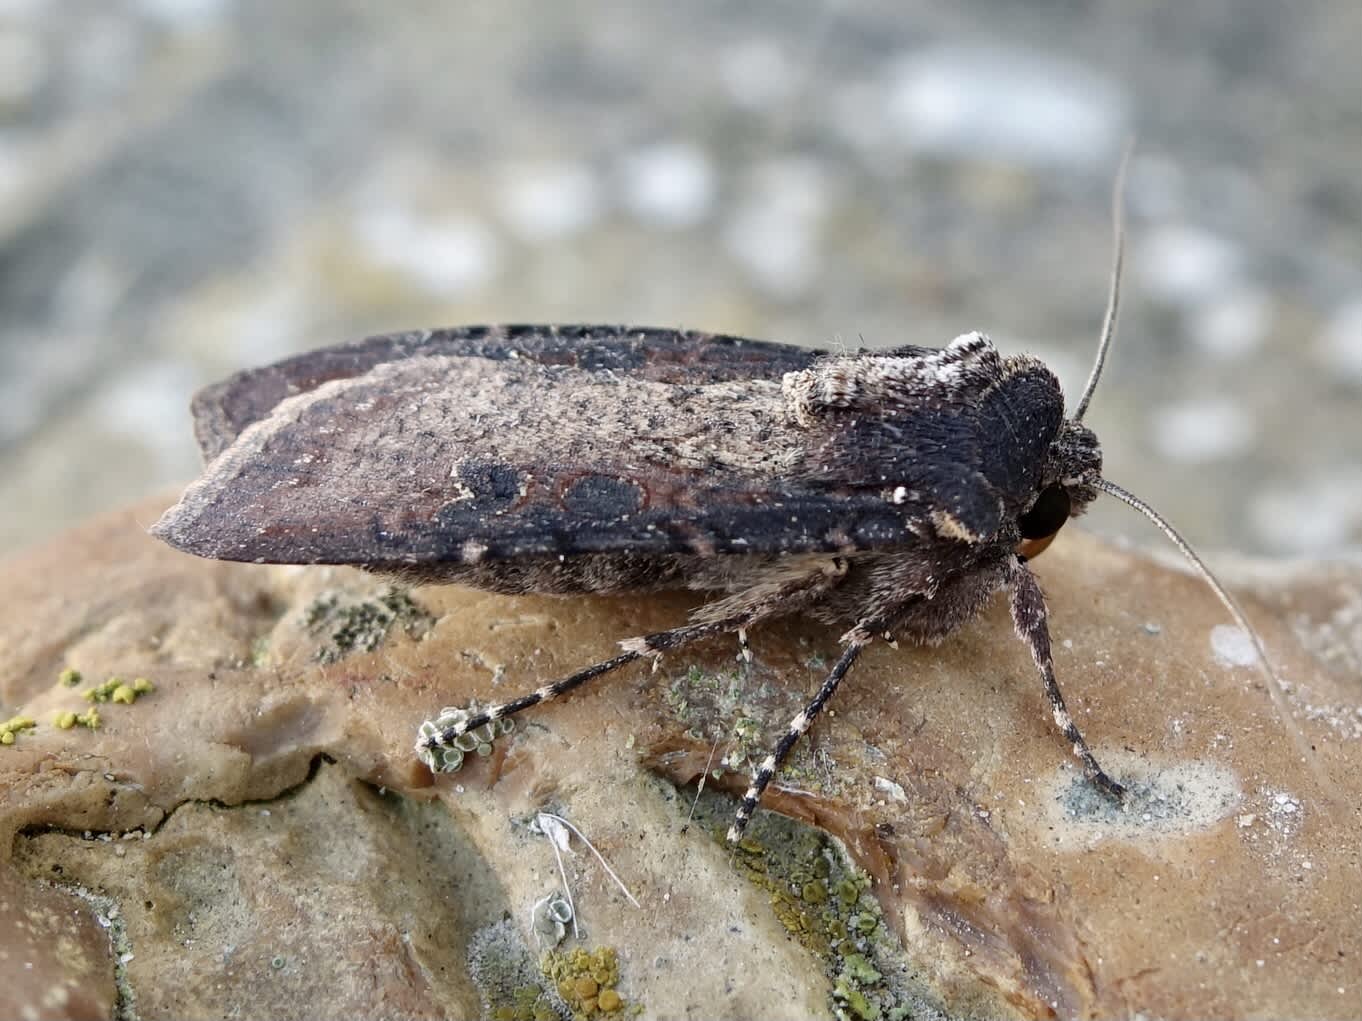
152, 174, 1280, 842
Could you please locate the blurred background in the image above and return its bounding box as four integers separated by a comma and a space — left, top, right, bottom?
1, 0, 1359, 560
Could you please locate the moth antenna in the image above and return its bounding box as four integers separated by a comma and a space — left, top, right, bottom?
681, 737, 725, 834
1074, 142, 1133, 422
1094, 478, 1340, 803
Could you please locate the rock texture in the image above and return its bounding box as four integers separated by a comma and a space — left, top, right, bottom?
1, 494, 1360, 1020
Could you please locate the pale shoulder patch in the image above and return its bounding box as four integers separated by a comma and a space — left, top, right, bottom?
930, 508, 983, 543
782, 333, 1004, 426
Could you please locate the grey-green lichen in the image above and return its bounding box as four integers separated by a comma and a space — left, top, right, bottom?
303, 586, 435, 663
415, 703, 516, 773
50, 881, 139, 1021
662, 664, 768, 770
468, 917, 569, 1021
662, 660, 849, 801
532, 891, 575, 947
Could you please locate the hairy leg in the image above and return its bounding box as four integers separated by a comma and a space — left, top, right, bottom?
1008, 554, 1124, 797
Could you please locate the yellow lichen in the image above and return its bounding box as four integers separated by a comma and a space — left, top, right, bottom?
83, 675, 154, 706
541, 946, 634, 1018
1, 715, 37, 745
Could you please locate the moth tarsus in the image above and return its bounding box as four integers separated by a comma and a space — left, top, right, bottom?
154, 153, 1310, 843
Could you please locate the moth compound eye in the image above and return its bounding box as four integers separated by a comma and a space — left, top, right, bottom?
1019, 485, 1072, 540
1016, 485, 1071, 559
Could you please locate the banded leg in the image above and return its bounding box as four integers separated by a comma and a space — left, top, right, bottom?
727, 636, 869, 843
1008, 555, 1124, 797
416, 615, 751, 768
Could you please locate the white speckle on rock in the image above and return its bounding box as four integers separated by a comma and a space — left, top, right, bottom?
872, 776, 907, 802
722, 158, 829, 299
1189, 288, 1273, 359
1315, 296, 1362, 383
495, 161, 601, 243
1136, 225, 1242, 307
1210, 624, 1260, 668
618, 141, 716, 229
355, 204, 501, 296
1148, 398, 1255, 464
883, 45, 1125, 169
1040, 752, 1241, 846
718, 38, 796, 112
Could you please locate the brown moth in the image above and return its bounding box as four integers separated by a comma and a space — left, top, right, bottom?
152, 169, 1292, 842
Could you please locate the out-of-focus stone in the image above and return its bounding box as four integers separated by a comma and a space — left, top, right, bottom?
0, 495, 1359, 1019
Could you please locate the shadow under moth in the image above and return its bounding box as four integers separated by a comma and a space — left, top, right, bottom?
152, 175, 1303, 842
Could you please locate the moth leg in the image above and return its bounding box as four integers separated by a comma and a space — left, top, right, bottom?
1008, 555, 1125, 798
620, 615, 751, 656
728, 631, 872, 843
417, 615, 752, 771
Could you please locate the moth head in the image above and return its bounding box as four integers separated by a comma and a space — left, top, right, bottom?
1016, 419, 1101, 559
1021, 145, 1334, 799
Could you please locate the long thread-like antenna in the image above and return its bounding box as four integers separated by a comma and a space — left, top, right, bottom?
1074, 144, 1132, 422
1094, 478, 1339, 801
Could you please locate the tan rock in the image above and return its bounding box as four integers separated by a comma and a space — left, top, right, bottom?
1, 495, 1359, 1019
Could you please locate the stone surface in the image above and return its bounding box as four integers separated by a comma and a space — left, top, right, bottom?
1, 495, 1360, 1019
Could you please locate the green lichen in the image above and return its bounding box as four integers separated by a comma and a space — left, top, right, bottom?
250, 634, 273, 669
303, 586, 435, 663
684, 789, 947, 1021
59, 667, 82, 687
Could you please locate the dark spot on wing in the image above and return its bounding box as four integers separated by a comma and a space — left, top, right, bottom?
562, 474, 645, 516
458, 461, 522, 508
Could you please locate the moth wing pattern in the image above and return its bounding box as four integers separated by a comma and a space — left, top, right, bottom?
190, 324, 825, 461
155, 327, 1067, 573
